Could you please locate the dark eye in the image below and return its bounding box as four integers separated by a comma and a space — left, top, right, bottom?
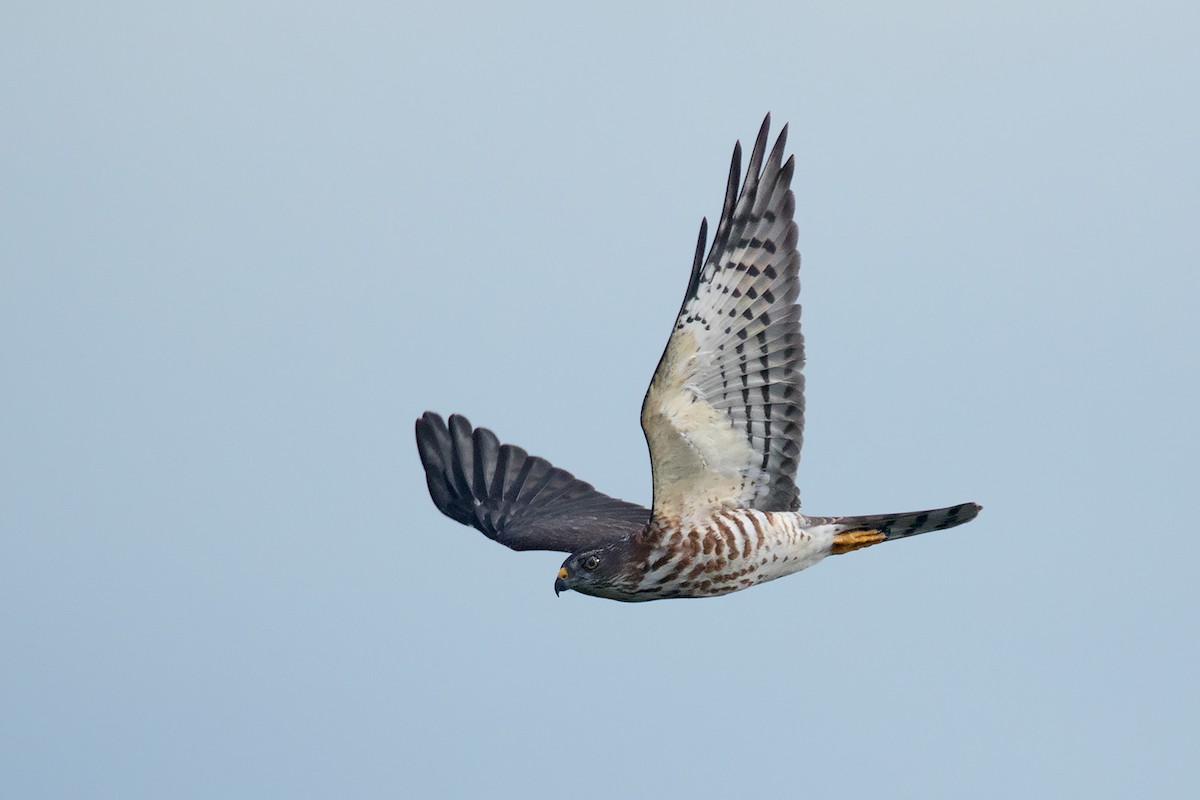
583, 555, 600, 571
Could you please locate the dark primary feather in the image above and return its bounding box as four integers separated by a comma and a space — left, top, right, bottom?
415, 412, 649, 553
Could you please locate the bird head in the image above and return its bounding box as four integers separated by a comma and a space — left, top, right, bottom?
554, 543, 631, 600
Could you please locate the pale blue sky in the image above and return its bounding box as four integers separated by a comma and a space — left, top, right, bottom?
3, 2, 1198, 798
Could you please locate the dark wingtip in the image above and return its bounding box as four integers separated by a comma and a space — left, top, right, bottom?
683, 217, 708, 304
724, 140, 742, 205
753, 114, 772, 159
417, 410, 445, 429
415, 412, 449, 459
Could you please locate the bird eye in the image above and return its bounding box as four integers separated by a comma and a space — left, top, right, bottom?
583, 555, 600, 571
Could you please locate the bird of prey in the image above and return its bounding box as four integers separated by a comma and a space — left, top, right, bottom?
416, 116, 980, 601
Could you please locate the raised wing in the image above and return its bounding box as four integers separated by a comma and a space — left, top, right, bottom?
416, 412, 650, 553
641, 116, 804, 520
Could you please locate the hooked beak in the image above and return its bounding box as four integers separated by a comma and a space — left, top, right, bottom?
554, 566, 569, 596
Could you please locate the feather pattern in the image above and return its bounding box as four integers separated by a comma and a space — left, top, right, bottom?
416, 413, 649, 553
414, 117, 982, 602
641, 115, 804, 520
812, 502, 983, 548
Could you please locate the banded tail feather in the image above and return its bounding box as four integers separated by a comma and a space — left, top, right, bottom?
826, 502, 982, 555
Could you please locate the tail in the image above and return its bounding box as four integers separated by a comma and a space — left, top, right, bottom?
824, 502, 981, 555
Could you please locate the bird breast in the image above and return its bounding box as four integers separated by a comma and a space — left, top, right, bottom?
624, 509, 833, 599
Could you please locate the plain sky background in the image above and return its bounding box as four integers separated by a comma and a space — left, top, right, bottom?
3, 2, 1198, 798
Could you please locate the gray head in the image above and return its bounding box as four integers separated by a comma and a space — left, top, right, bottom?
554, 540, 637, 601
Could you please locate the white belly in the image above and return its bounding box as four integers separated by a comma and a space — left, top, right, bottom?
632, 509, 836, 598
723, 509, 836, 587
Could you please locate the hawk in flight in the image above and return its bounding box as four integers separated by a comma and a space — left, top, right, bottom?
416, 116, 980, 601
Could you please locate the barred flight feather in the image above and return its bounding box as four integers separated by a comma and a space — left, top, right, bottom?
642, 114, 805, 519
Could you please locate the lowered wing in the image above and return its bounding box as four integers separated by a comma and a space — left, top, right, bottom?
416, 412, 650, 553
